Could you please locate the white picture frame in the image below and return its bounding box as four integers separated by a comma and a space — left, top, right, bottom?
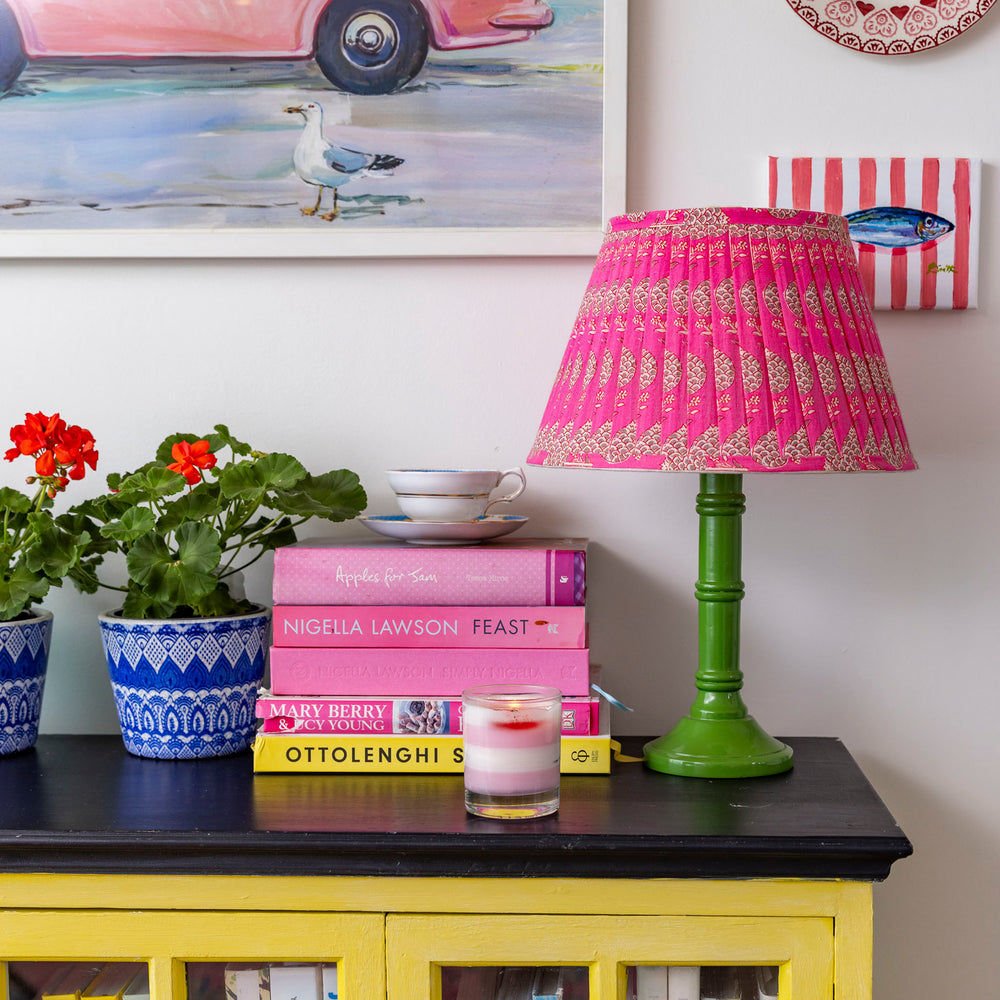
0, 0, 627, 259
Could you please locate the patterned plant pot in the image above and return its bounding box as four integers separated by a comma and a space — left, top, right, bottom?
0, 608, 53, 756
99, 606, 271, 760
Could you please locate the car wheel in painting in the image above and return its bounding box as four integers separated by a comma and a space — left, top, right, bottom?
315, 0, 429, 95
0, 0, 26, 92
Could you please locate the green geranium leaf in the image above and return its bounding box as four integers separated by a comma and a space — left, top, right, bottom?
22, 516, 90, 579
225, 515, 298, 556
100, 507, 157, 543
191, 583, 249, 618
113, 466, 187, 504
125, 522, 222, 609
212, 424, 253, 457
220, 453, 306, 499
256, 452, 307, 490
0, 563, 50, 620
55, 513, 118, 557
0, 489, 32, 515
70, 494, 130, 525
121, 583, 173, 620
217, 463, 265, 503
157, 486, 223, 532
66, 558, 103, 595
272, 470, 367, 522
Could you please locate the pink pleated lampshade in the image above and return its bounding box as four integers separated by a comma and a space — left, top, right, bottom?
528, 207, 916, 473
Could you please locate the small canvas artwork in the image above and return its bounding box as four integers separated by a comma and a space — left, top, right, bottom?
768, 156, 981, 310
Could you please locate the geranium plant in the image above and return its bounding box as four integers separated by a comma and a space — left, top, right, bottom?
1, 412, 103, 621
73, 424, 366, 619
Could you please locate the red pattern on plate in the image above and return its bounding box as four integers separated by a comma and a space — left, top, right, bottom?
786, 0, 995, 53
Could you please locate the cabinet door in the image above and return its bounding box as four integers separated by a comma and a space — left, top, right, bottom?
386, 913, 833, 1000
0, 910, 384, 1000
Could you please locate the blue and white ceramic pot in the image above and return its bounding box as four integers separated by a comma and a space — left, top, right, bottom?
98, 606, 270, 760
0, 608, 53, 756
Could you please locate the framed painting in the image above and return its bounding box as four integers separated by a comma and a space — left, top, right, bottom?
769, 155, 981, 310
0, 0, 626, 258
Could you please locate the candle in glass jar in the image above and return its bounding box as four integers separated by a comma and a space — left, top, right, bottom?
462, 684, 561, 820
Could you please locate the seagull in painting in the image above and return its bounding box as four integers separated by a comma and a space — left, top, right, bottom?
283, 101, 404, 221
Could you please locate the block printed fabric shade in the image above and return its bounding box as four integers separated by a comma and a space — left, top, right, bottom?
769, 156, 981, 310
528, 207, 916, 474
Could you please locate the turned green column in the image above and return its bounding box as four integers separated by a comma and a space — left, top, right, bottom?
643, 473, 794, 777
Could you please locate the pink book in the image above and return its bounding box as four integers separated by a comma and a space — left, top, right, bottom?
272, 606, 586, 648
272, 537, 587, 606
255, 693, 599, 735
268, 646, 592, 696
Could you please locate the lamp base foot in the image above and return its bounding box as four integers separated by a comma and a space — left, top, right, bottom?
643, 716, 794, 778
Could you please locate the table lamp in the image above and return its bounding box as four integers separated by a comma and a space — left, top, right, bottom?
527, 207, 916, 778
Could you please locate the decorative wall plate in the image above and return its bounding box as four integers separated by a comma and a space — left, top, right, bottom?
786, 0, 995, 54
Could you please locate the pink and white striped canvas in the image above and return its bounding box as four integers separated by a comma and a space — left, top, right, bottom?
769, 156, 981, 310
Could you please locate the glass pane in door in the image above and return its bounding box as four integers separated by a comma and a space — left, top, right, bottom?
626, 966, 779, 1000
440, 965, 589, 1000
185, 963, 338, 1000
6, 963, 148, 1000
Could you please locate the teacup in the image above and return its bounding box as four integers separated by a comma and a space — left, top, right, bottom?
387, 468, 526, 522
395, 493, 493, 522
386, 468, 526, 497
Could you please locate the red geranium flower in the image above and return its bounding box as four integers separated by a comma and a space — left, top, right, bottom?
5, 411, 98, 492
167, 440, 217, 486
56, 424, 99, 480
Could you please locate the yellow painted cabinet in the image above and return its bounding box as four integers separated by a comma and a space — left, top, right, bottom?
0, 874, 873, 1000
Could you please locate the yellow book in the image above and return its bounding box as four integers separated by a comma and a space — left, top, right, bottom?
252, 703, 611, 775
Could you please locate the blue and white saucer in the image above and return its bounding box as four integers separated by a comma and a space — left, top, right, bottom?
359, 514, 528, 545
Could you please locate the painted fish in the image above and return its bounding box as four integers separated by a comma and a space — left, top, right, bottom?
844, 207, 955, 248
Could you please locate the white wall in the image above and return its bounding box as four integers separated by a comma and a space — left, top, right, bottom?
5, 1, 998, 996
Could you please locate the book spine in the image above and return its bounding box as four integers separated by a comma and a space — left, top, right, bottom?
256, 696, 599, 736
268, 646, 592, 696
251, 732, 611, 774
272, 606, 586, 648
272, 546, 585, 606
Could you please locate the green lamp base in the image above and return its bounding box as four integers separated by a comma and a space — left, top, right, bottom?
644, 473, 795, 779
643, 715, 794, 778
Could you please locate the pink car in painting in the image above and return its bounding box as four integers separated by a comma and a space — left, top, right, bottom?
0, 0, 554, 94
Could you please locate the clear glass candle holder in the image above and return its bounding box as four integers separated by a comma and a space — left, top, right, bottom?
462, 684, 561, 820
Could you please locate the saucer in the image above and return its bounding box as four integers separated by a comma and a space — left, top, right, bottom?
359, 514, 529, 545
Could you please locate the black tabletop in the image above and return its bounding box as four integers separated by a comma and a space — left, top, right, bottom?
0, 735, 911, 880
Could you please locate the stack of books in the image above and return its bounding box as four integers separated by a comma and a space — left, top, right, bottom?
252, 537, 611, 774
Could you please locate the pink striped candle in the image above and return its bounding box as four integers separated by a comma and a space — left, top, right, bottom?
462, 684, 561, 820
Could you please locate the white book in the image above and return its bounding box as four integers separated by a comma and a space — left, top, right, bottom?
320, 966, 337, 1000
635, 967, 669, 1000
269, 966, 322, 1000
225, 967, 270, 1000
668, 967, 700, 1000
